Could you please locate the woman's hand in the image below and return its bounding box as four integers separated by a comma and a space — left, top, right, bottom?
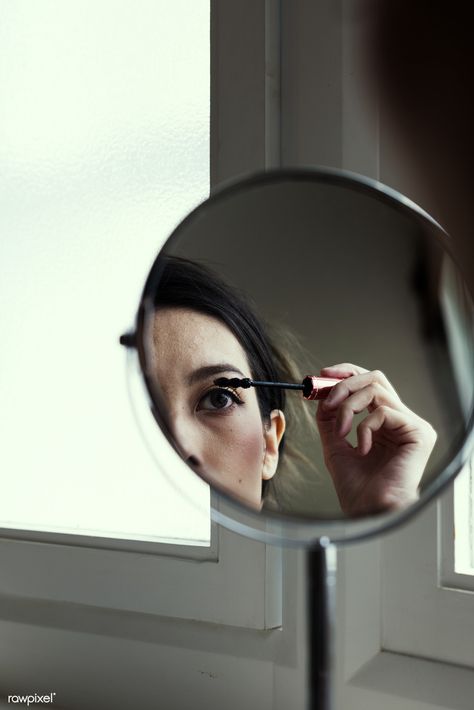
316, 363, 437, 517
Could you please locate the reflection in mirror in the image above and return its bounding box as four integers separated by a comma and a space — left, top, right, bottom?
136, 176, 474, 521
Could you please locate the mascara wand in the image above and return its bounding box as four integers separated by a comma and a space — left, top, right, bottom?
214, 376, 342, 400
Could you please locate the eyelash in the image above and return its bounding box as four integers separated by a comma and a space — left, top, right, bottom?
219, 386, 244, 404
197, 386, 244, 413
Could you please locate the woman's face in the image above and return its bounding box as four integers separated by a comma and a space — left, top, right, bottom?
150, 307, 285, 508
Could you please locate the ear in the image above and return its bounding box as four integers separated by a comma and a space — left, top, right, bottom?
262, 409, 286, 481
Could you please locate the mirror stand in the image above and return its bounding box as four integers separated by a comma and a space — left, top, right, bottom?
307, 538, 337, 710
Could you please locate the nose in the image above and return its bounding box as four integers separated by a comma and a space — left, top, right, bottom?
186, 454, 201, 470
170, 416, 203, 472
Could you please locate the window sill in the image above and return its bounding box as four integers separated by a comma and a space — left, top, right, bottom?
345, 651, 474, 710
0, 524, 282, 630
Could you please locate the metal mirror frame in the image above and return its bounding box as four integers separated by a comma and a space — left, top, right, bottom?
124, 167, 474, 547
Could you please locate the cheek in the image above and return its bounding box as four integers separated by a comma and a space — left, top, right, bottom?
235, 417, 266, 473
205, 409, 265, 479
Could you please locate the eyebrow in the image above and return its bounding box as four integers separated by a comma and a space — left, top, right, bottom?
186, 364, 246, 386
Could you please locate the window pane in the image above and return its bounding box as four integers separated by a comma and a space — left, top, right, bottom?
0, 0, 210, 545
454, 463, 474, 575
440, 260, 474, 574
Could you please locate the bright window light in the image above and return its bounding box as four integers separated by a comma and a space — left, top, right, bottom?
0, 0, 210, 545
440, 260, 474, 574
454, 463, 474, 575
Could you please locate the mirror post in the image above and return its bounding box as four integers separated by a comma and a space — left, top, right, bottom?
307, 537, 337, 710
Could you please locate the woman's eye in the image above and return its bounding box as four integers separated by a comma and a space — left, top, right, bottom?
197, 387, 242, 412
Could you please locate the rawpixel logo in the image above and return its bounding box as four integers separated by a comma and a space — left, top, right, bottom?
7, 693, 56, 705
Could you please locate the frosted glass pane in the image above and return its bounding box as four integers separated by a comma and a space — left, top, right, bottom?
454, 461, 474, 576
0, 0, 210, 545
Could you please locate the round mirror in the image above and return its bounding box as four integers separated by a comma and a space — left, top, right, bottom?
124, 169, 474, 543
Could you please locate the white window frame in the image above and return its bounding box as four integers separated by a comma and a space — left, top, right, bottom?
379, 486, 474, 670
0, 0, 283, 633
337, 496, 474, 710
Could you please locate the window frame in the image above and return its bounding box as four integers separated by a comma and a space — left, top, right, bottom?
441, 466, 474, 590
0, 0, 283, 632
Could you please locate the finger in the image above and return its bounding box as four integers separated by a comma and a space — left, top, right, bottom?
323, 369, 399, 409
320, 363, 369, 378
335, 383, 403, 437
356, 405, 419, 454
316, 401, 356, 455
357, 420, 372, 456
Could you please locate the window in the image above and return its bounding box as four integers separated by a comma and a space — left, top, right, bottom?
440, 256, 474, 587
0, 0, 210, 545
0, 0, 283, 638
454, 467, 474, 576
441, 259, 474, 578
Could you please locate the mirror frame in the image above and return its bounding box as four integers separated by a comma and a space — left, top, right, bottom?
124, 167, 474, 546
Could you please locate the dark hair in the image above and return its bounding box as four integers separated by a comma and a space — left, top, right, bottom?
152, 255, 285, 416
